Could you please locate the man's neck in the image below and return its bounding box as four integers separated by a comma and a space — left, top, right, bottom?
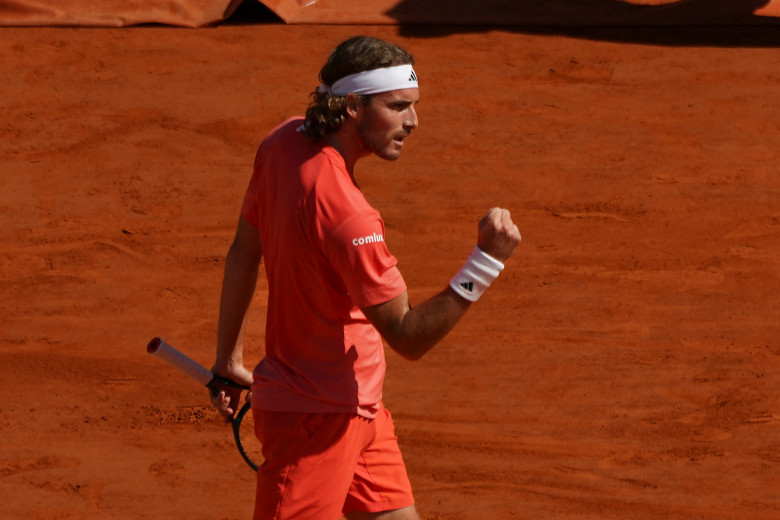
324, 127, 369, 174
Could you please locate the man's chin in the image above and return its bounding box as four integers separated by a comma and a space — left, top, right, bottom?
374, 147, 403, 161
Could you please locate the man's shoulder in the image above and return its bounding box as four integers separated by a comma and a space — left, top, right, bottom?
263, 116, 306, 145
254, 116, 314, 168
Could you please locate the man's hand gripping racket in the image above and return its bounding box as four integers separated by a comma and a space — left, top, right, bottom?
146, 337, 261, 471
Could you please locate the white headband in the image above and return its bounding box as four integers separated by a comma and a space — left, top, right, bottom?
318, 64, 418, 96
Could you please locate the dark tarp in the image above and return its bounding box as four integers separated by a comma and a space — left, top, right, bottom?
263, 0, 780, 26
1, 0, 779, 28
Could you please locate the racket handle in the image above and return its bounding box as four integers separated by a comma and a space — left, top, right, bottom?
147, 337, 213, 387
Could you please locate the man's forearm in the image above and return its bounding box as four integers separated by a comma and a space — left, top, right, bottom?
364, 287, 472, 361
396, 287, 472, 359
215, 241, 260, 369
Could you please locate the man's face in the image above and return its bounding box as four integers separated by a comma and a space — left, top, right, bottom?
355, 87, 419, 161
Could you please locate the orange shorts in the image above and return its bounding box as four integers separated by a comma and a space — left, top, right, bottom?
252, 406, 415, 519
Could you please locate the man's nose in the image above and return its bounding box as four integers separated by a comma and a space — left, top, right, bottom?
405, 106, 418, 129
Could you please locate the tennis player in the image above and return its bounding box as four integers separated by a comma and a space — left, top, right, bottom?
209, 36, 521, 520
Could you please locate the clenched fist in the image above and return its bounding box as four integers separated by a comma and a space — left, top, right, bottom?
477, 207, 522, 263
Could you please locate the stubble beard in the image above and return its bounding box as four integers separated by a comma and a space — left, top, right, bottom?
357, 120, 401, 162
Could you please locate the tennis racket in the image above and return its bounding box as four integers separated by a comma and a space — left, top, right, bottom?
146, 337, 262, 471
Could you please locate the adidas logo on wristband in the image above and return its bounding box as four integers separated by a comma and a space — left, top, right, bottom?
449, 246, 504, 302
459, 281, 474, 292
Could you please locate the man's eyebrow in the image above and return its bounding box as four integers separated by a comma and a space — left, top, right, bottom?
391, 98, 419, 106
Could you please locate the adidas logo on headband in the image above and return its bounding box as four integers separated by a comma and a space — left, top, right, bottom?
327, 64, 419, 96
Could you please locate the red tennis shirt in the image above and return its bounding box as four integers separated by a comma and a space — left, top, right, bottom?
241, 117, 407, 419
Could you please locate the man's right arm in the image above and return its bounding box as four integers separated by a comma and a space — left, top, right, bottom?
211, 215, 262, 418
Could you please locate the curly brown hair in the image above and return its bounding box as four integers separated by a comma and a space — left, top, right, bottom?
301, 36, 415, 141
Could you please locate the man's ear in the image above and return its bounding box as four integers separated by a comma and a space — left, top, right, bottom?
345, 93, 363, 119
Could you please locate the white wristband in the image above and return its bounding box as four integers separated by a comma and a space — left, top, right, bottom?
449, 246, 504, 302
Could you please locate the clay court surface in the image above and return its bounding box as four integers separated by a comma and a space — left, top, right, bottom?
1, 10, 779, 520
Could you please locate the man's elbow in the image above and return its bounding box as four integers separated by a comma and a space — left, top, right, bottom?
228, 239, 262, 268
387, 338, 431, 362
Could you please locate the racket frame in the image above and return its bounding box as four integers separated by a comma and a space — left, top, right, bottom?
146, 337, 260, 471
232, 401, 260, 471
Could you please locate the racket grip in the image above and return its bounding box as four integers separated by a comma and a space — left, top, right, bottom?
147, 337, 213, 387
